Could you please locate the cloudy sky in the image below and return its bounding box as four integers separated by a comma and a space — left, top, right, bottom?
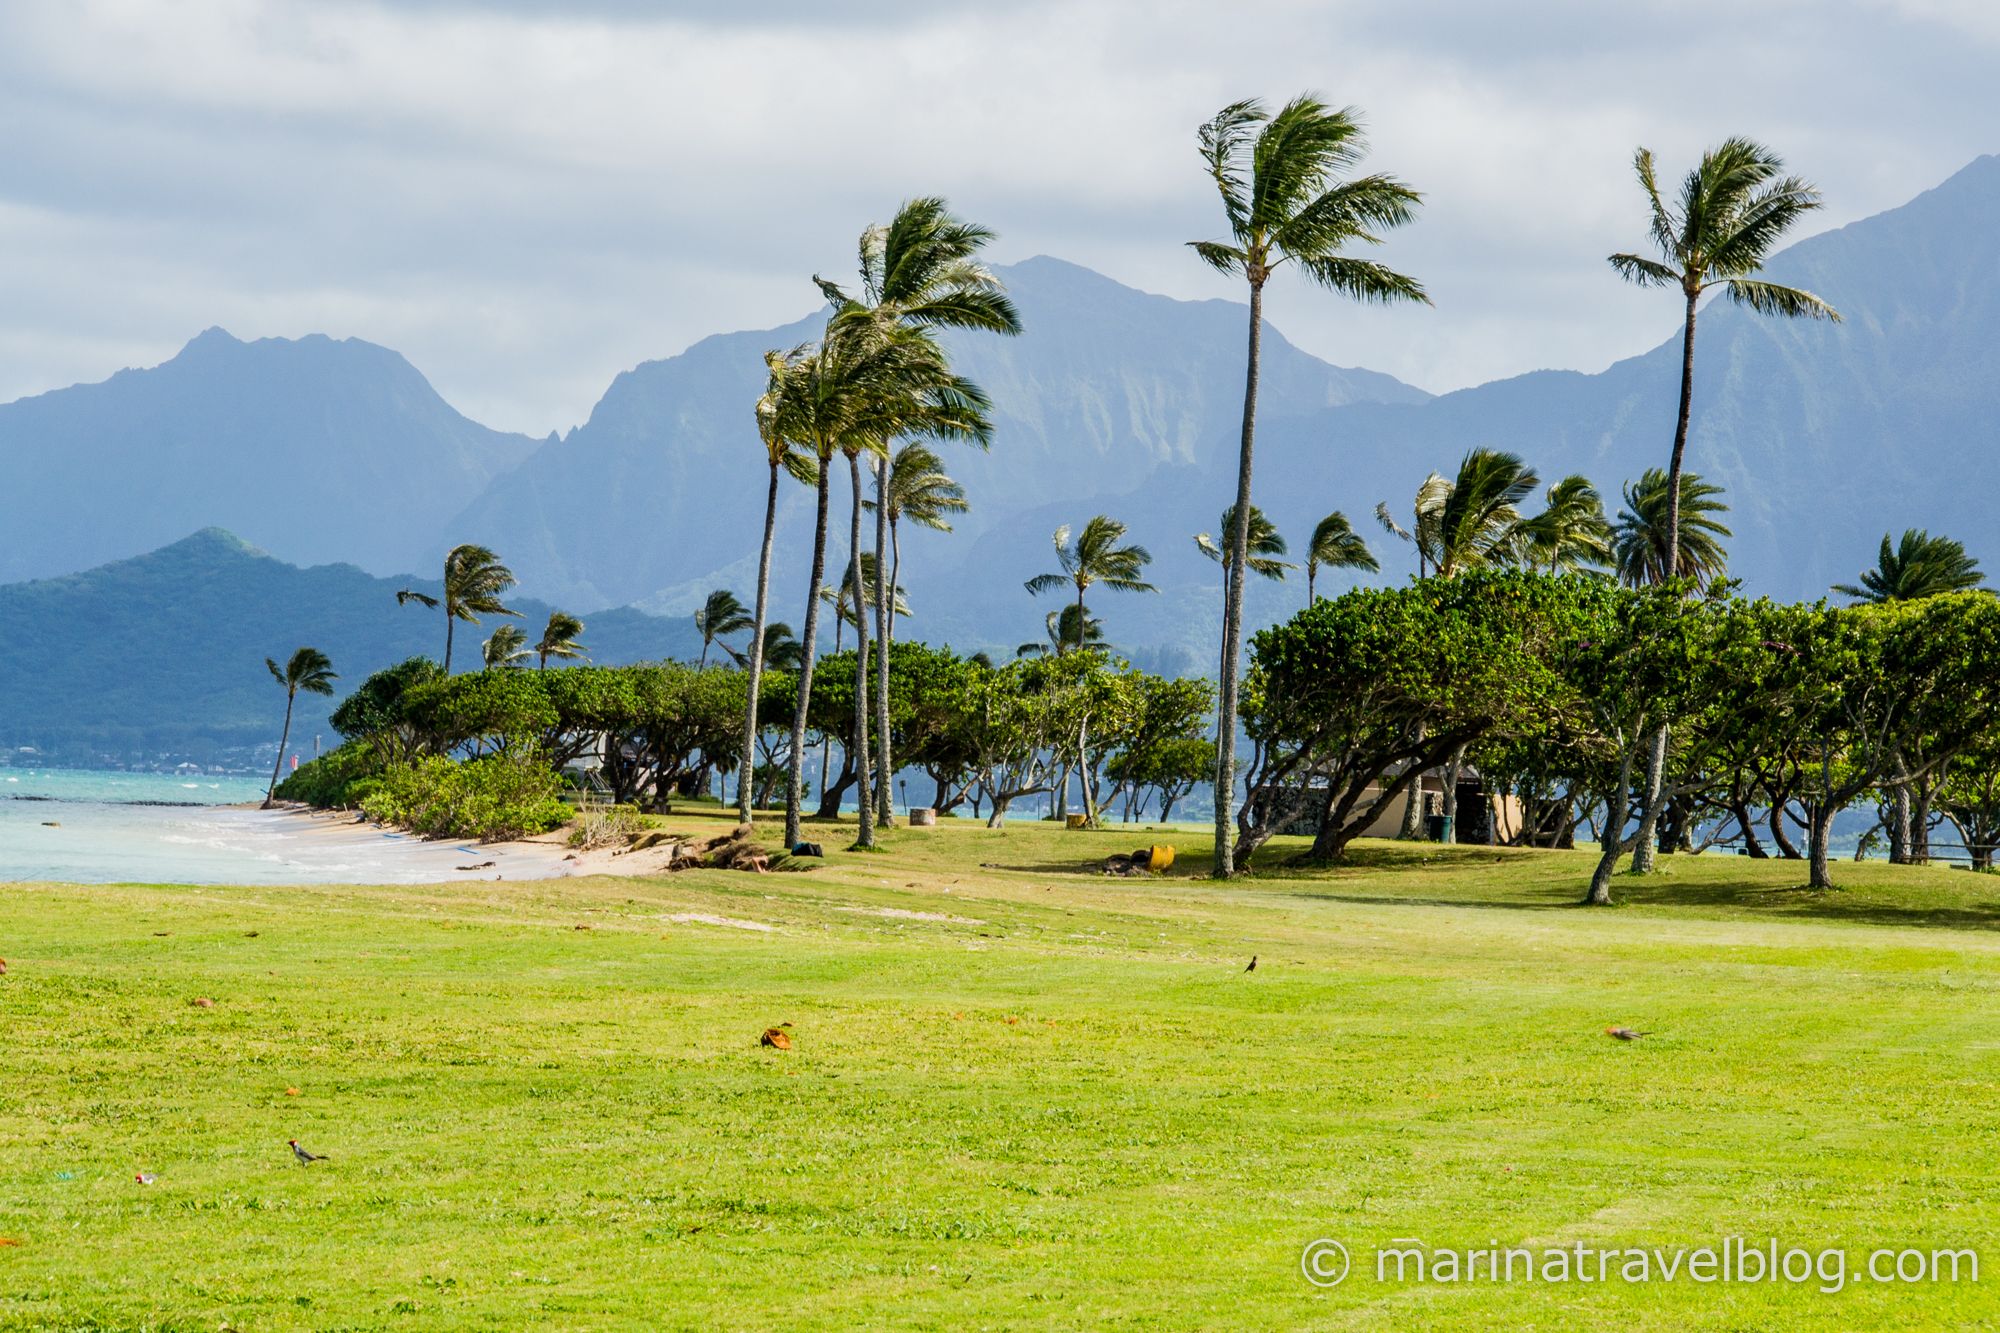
1, 0, 1995, 434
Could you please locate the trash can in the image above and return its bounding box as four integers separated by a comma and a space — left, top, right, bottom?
1425, 813, 1455, 844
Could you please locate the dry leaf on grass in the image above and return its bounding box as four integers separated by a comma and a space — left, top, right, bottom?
760, 1028, 792, 1050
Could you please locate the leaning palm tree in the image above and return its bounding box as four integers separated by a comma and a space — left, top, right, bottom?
1834, 529, 1989, 603
1303, 510, 1378, 603
1190, 93, 1428, 878
482, 623, 529, 669
819, 198, 1021, 829
263, 647, 336, 807
1025, 516, 1156, 654
766, 317, 991, 849
1608, 139, 1837, 581
1377, 449, 1539, 578
1018, 604, 1105, 658
1196, 504, 1295, 582
758, 621, 806, 673
694, 589, 754, 668
735, 348, 820, 822
534, 611, 588, 669
1520, 475, 1615, 574
1614, 469, 1733, 591
867, 442, 966, 645
396, 544, 518, 673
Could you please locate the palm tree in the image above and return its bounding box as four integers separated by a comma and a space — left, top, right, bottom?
819, 198, 1021, 829
1614, 469, 1733, 590
759, 621, 806, 673
1025, 516, 1156, 653
868, 442, 966, 646
765, 317, 991, 849
825, 554, 911, 631
694, 589, 754, 668
1377, 449, 1539, 577
1303, 510, 1378, 603
1196, 504, 1295, 581
1521, 475, 1614, 573
1608, 139, 1837, 581
1190, 93, 1428, 878
736, 348, 820, 823
263, 647, 336, 807
1834, 529, 1989, 603
396, 544, 518, 674
482, 623, 529, 669
535, 611, 588, 669
1018, 604, 1105, 657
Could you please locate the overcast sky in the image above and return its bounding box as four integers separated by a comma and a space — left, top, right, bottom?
1, 0, 1995, 435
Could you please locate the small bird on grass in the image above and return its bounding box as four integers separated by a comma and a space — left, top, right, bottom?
1605, 1026, 1650, 1041
134, 1172, 156, 1186
288, 1139, 328, 1164
1244, 955, 1257, 973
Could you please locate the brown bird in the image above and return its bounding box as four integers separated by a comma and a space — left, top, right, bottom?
1605, 1026, 1649, 1041
760, 1027, 792, 1050
1244, 955, 1257, 973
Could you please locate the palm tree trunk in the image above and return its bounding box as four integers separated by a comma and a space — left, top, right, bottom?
887, 516, 903, 644
443, 611, 455, 674
847, 453, 875, 850
264, 690, 297, 807
1075, 581, 1087, 655
738, 461, 781, 824
698, 637, 710, 669
1213, 276, 1265, 878
872, 454, 894, 827
1307, 564, 1316, 606
1665, 291, 1699, 581
784, 461, 834, 848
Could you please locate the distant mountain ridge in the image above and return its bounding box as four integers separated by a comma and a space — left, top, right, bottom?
0, 327, 540, 585
4, 156, 1999, 678
0, 529, 700, 766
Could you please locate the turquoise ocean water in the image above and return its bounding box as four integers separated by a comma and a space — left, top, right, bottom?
0, 767, 562, 885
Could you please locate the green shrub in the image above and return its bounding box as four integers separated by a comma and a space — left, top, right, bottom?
274, 740, 383, 808
360, 753, 571, 842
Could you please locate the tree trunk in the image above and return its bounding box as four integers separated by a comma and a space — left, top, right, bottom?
1732, 801, 1767, 858
1212, 276, 1265, 879
986, 796, 1013, 829
1306, 565, 1316, 606
846, 454, 874, 849
264, 690, 296, 806
1769, 804, 1803, 859
1440, 743, 1466, 843
737, 461, 781, 824
1400, 765, 1427, 840
783, 460, 834, 849
1630, 724, 1669, 873
1889, 780, 1912, 864
872, 453, 894, 827
1585, 742, 1638, 905
443, 610, 456, 675
1808, 805, 1835, 889
1664, 290, 1699, 581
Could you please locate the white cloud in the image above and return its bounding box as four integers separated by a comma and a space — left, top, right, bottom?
0, 0, 1992, 430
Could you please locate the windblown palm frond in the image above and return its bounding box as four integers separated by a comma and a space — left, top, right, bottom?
1833, 529, 1989, 603
535, 611, 588, 669
1304, 510, 1378, 601
482, 623, 529, 669
1195, 504, 1294, 581
1521, 475, 1614, 574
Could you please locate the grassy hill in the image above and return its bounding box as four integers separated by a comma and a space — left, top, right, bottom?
0, 529, 702, 768
3, 817, 1997, 1328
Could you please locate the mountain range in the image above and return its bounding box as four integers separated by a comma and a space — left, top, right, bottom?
0, 530, 700, 766
2, 152, 1997, 752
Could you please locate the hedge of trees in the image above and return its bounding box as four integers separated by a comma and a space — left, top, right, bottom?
1235, 571, 2000, 898
278, 643, 1215, 839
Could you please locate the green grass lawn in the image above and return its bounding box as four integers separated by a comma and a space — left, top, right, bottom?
5, 813, 2000, 1329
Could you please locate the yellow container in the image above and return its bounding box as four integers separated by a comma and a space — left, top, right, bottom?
1148, 844, 1176, 873
1065, 813, 1089, 830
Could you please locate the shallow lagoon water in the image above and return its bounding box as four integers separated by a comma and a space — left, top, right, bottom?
0, 768, 565, 885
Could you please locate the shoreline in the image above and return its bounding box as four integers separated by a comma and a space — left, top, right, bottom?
261, 804, 692, 882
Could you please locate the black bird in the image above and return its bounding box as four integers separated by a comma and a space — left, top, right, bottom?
289, 1139, 328, 1164
1244, 955, 1257, 973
